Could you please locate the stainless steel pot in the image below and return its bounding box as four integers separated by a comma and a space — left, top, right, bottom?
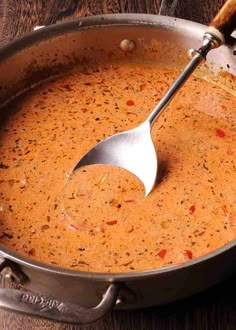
0, 14, 235, 324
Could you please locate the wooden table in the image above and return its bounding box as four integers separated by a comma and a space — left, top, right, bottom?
0, 1, 235, 329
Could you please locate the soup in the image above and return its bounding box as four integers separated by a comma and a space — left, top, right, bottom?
0, 63, 235, 273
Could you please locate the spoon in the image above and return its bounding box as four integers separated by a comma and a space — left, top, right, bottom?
70, 0, 236, 196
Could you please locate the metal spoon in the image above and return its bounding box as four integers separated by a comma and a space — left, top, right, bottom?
70, 0, 236, 196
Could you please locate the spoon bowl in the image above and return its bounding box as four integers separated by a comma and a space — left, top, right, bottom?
73, 121, 157, 196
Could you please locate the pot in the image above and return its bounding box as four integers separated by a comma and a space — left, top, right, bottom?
0, 14, 235, 324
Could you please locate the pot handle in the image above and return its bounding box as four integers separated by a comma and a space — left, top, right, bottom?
207, 0, 236, 43
0, 283, 120, 324
0, 258, 121, 323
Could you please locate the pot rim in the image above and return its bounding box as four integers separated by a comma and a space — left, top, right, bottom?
0, 13, 207, 61
0, 13, 235, 281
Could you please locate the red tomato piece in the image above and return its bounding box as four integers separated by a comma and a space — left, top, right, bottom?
215, 128, 226, 138
157, 249, 167, 259
126, 100, 135, 106
189, 205, 195, 214
184, 250, 193, 259
106, 220, 118, 225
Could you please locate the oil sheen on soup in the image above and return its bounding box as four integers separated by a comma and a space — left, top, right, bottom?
0, 63, 235, 273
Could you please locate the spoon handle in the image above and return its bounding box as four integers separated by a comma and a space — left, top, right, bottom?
208, 0, 236, 42
147, 0, 236, 126
146, 52, 204, 125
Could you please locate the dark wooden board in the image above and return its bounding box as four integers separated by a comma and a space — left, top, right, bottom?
0, 1, 235, 329
0, 0, 225, 45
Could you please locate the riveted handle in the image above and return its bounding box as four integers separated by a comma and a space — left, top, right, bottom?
0, 259, 121, 324
209, 0, 236, 41
0, 284, 120, 324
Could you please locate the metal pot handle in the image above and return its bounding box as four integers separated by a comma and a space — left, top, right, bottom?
0, 259, 121, 324
0, 283, 120, 324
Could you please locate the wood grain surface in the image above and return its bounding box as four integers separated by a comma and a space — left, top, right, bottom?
0, 0, 225, 45
0, 0, 235, 329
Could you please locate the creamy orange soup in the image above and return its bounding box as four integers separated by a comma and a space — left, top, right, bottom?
0, 63, 235, 273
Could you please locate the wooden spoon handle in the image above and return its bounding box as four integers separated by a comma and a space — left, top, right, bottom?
209, 0, 236, 39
